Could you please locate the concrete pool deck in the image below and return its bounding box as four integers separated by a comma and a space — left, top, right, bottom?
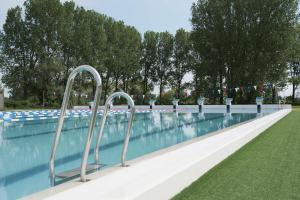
24, 107, 291, 200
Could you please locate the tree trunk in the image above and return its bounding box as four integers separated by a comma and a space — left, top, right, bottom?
177, 77, 181, 99
272, 86, 276, 104
212, 78, 217, 104
143, 72, 148, 104
123, 77, 126, 92
103, 75, 110, 102
92, 80, 96, 97
115, 76, 118, 91
23, 84, 28, 99
292, 83, 295, 104
195, 75, 199, 104
159, 78, 163, 105
219, 74, 223, 104
42, 90, 45, 107
77, 90, 82, 105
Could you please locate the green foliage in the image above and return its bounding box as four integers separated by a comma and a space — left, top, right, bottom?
0, 0, 142, 106
191, 0, 298, 104
170, 29, 191, 99
141, 31, 158, 98
156, 90, 175, 105
4, 96, 40, 109
288, 24, 300, 103
156, 31, 174, 104
0, 0, 298, 107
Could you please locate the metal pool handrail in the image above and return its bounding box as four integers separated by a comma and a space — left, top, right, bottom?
49, 65, 102, 183
94, 92, 135, 167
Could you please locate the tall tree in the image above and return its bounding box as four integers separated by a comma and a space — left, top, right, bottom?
120, 26, 141, 93
24, 0, 63, 105
101, 17, 115, 99
1, 6, 33, 99
191, 0, 227, 103
141, 31, 158, 99
58, 1, 76, 85
1, 0, 143, 105
288, 24, 300, 103
0, 31, 3, 66
171, 28, 191, 98
156, 31, 174, 104
85, 10, 107, 99
110, 21, 126, 91
191, 0, 298, 104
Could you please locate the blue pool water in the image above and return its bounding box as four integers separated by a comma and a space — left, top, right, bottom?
0, 111, 264, 199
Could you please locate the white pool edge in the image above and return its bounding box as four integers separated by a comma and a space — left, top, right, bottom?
25, 108, 291, 200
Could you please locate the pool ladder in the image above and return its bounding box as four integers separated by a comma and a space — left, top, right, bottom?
94, 92, 136, 167
49, 65, 135, 185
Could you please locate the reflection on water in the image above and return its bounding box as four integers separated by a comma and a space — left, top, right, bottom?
0, 112, 258, 200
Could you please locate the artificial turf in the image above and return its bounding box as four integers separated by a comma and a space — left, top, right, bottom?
173, 109, 300, 200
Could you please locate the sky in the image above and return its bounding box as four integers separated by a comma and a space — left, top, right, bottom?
0, 0, 196, 34
0, 0, 295, 97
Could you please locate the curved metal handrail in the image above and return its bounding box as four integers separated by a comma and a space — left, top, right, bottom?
94, 92, 135, 167
49, 65, 102, 183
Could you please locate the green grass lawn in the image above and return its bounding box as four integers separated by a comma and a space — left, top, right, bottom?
173, 109, 300, 200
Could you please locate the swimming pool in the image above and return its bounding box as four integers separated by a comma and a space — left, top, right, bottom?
0, 111, 265, 199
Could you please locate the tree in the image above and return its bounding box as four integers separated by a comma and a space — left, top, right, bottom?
141, 31, 158, 99
24, 0, 63, 105
109, 21, 127, 91
191, 0, 227, 104
58, 1, 76, 85
191, 0, 298, 104
0, 0, 143, 106
1, 6, 33, 99
84, 9, 107, 99
0, 31, 3, 66
288, 24, 300, 103
190, 47, 210, 101
120, 26, 141, 93
156, 31, 174, 104
171, 28, 191, 99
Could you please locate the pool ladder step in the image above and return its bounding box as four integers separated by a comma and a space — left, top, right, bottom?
56, 164, 102, 179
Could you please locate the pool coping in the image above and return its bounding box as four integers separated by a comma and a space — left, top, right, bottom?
23, 108, 291, 200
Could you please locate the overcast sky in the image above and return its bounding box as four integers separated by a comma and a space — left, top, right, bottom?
0, 0, 196, 34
